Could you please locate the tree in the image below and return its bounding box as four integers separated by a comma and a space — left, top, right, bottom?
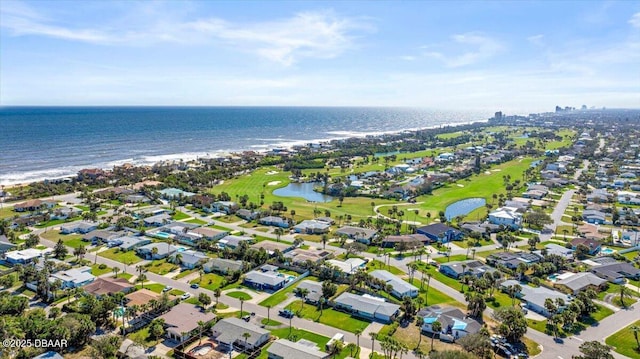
346, 342, 358, 357
344, 242, 367, 258
631, 325, 640, 350
354, 329, 362, 352
574, 244, 590, 260
573, 341, 614, 359
242, 332, 252, 353
90, 335, 122, 359
148, 318, 165, 340
54, 239, 68, 259
322, 281, 337, 299
296, 287, 309, 312
197, 320, 206, 345
619, 285, 633, 308
492, 307, 527, 343
321, 234, 328, 250
239, 298, 245, 315
369, 332, 377, 357
457, 333, 492, 359
528, 235, 540, 251
198, 293, 212, 308
74, 245, 87, 262
465, 292, 486, 318
328, 340, 344, 358
214, 288, 221, 306
430, 320, 442, 351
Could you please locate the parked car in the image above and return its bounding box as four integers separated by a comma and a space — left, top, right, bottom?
279, 309, 294, 318
162, 286, 173, 293
190, 283, 200, 289
180, 293, 191, 300
242, 315, 251, 322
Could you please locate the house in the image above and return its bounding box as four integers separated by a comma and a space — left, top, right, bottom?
171, 250, 208, 269
218, 235, 254, 249
251, 241, 294, 255
522, 190, 547, 200
488, 207, 523, 229
158, 188, 195, 199
83, 277, 134, 296
486, 252, 541, 270
125, 288, 160, 308
13, 199, 56, 212
211, 318, 270, 351
381, 234, 430, 248
136, 242, 178, 260
571, 238, 602, 255
326, 258, 366, 275
259, 216, 289, 228
420, 306, 481, 341
284, 248, 332, 265
4, 247, 53, 265
82, 230, 123, 244
582, 210, 607, 225
267, 339, 329, 359
439, 260, 494, 279
591, 262, 640, 283
296, 280, 323, 303
50, 266, 95, 288
315, 217, 335, 224
143, 213, 172, 227
370, 270, 418, 298
0, 235, 17, 254
236, 209, 258, 221
204, 258, 244, 274
211, 201, 239, 214
293, 220, 331, 234
535, 243, 574, 260
158, 303, 216, 343
333, 292, 400, 323
554, 272, 608, 294
501, 280, 570, 317
243, 265, 286, 291
190, 227, 228, 241
109, 236, 152, 251
587, 189, 611, 203
416, 224, 463, 243
60, 221, 98, 234
50, 207, 81, 220
334, 226, 378, 244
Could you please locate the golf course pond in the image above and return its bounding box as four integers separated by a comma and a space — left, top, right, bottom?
445, 197, 486, 220
273, 182, 334, 203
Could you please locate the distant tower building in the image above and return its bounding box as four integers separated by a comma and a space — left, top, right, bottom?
555, 106, 562, 113
494, 111, 503, 120
581, 105, 587, 110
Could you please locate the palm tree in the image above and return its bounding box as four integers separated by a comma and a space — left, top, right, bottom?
430, 320, 442, 352
173, 253, 183, 265
197, 320, 205, 345
620, 286, 632, 308
369, 332, 377, 358
214, 288, 221, 306
239, 298, 245, 316
321, 234, 328, 250
242, 332, 251, 353
298, 288, 309, 312
631, 325, 640, 349
354, 329, 362, 352
328, 341, 344, 358
425, 273, 432, 305
113, 267, 120, 278
266, 304, 272, 325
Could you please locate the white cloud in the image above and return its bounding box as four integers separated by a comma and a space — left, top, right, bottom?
630, 12, 640, 28
0, 4, 370, 65
527, 34, 544, 46
420, 32, 503, 68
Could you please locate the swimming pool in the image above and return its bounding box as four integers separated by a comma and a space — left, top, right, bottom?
548, 274, 559, 280
601, 248, 616, 255
155, 231, 170, 239
177, 247, 186, 252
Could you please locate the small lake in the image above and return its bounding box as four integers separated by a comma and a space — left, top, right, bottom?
273, 182, 334, 203
445, 197, 486, 220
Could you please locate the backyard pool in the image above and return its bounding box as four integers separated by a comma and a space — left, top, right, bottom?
155, 231, 171, 239
445, 198, 486, 220
601, 247, 616, 255
273, 182, 334, 202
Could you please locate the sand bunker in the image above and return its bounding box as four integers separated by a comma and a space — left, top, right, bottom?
484, 171, 491, 175
266, 171, 279, 175
267, 181, 281, 186
491, 169, 502, 172
457, 184, 464, 187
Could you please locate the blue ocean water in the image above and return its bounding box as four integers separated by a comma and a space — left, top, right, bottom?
0, 106, 489, 185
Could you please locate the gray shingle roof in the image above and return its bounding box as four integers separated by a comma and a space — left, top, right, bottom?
268, 339, 328, 359
334, 292, 400, 317
212, 318, 269, 346
370, 270, 417, 295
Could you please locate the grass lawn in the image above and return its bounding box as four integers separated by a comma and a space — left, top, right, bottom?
185, 218, 207, 225
285, 300, 370, 333
174, 269, 196, 279
144, 260, 179, 275
98, 248, 143, 264
172, 211, 190, 220
127, 327, 160, 348
434, 254, 468, 263
35, 218, 69, 228
41, 230, 86, 248
134, 283, 166, 293
390, 319, 460, 354
227, 291, 252, 300
215, 215, 238, 223
259, 276, 319, 307
91, 264, 112, 276
271, 327, 331, 348
528, 304, 614, 336
606, 320, 640, 358
190, 272, 225, 291
119, 273, 133, 281
261, 318, 282, 326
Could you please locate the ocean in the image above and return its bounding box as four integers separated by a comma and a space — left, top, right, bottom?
0, 106, 490, 186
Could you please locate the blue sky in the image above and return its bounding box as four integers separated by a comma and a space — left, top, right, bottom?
1, 0, 639, 113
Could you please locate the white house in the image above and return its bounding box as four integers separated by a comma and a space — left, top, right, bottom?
488, 207, 522, 229
370, 270, 418, 298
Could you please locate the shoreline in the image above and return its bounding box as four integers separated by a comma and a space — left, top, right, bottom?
1, 118, 488, 188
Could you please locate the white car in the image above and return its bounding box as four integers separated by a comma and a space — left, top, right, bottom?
180, 293, 191, 300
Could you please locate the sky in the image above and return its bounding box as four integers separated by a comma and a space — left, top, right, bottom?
1, 0, 639, 113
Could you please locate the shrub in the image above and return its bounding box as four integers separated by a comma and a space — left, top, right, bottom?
98, 264, 107, 270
